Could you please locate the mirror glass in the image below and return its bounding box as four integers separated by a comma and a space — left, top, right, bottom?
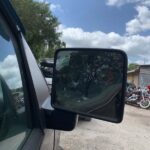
52, 49, 126, 122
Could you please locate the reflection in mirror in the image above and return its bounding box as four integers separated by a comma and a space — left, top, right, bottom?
53, 49, 126, 121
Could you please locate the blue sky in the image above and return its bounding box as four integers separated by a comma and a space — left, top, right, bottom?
0, 36, 14, 61
38, 0, 150, 64
50, 0, 136, 34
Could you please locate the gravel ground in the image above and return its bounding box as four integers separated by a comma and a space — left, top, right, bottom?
60, 105, 150, 150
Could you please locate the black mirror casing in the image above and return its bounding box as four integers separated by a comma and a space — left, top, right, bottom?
51, 48, 127, 123
41, 97, 78, 131
43, 109, 78, 131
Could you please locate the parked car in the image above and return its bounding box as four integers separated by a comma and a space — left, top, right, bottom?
0, 0, 127, 150
40, 58, 54, 78
39, 58, 54, 91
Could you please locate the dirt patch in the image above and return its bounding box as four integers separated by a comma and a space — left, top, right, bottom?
60, 105, 150, 150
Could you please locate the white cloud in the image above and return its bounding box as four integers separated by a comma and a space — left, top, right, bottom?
0, 55, 22, 89
106, 1, 150, 34
142, 1, 150, 6
34, 0, 62, 12
59, 25, 150, 64
34, 0, 49, 4
50, 4, 62, 12
106, 0, 149, 7
106, 0, 140, 7
126, 6, 150, 34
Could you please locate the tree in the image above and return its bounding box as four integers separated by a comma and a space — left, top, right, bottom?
11, 0, 65, 60
128, 63, 139, 71
57, 52, 123, 98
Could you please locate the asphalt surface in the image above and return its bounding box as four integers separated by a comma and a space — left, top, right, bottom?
60, 105, 150, 150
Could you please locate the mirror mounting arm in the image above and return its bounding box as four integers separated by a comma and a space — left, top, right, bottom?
41, 96, 78, 131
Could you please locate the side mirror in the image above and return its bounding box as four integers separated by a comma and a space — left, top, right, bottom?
51, 48, 127, 123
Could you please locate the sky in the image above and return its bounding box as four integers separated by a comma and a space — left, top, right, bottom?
0, 33, 22, 89
38, 0, 150, 64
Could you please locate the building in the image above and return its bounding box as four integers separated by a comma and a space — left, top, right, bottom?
127, 65, 150, 88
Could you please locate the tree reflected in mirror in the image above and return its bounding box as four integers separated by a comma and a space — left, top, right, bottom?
53, 49, 126, 121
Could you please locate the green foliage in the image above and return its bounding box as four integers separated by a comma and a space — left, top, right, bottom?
128, 63, 139, 71
11, 0, 65, 60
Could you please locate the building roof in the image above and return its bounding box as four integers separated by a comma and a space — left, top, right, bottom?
128, 68, 139, 74
127, 64, 150, 74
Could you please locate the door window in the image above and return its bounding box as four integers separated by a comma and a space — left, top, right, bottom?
0, 15, 31, 150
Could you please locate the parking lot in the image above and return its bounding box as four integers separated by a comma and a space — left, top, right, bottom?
60, 105, 150, 150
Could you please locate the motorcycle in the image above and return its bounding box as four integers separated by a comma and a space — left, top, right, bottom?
139, 88, 150, 109
125, 87, 150, 109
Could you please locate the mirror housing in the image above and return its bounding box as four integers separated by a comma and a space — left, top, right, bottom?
42, 96, 78, 131
52, 48, 127, 123
43, 109, 78, 131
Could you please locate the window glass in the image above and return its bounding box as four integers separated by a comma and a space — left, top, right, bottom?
0, 15, 31, 150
